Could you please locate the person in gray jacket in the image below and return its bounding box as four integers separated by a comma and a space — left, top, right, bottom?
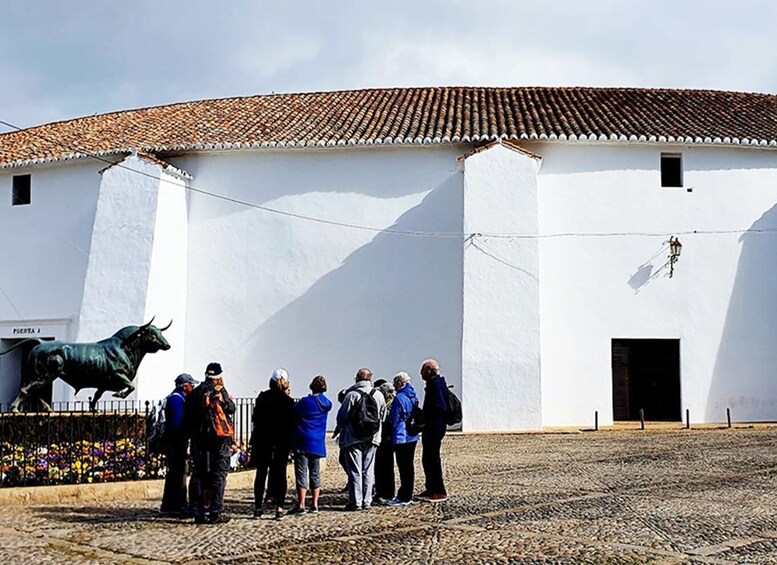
336, 367, 386, 510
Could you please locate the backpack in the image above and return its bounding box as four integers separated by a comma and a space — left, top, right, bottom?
445, 386, 463, 426
204, 384, 235, 440
405, 401, 425, 436
349, 389, 381, 440
146, 398, 167, 454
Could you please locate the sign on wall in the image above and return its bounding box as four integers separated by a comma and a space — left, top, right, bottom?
0, 319, 71, 340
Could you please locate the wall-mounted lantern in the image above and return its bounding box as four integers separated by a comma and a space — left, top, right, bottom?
668, 236, 683, 278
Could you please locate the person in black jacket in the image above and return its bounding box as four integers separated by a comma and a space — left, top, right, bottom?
372, 379, 396, 503
420, 359, 448, 502
251, 368, 295, 520
184, 362, 236, 524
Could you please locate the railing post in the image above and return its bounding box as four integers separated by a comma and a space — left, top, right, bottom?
0, 412, 4, 487
46, 410, 52, 485
727, 408, 732, 428
91, 402, 97, 484
144, 400, 150, 480
22, 410, 29, 486
639, 408, 645, 430
685, 409, 690, 430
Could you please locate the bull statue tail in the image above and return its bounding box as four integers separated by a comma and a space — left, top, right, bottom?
0, 338, 43, 357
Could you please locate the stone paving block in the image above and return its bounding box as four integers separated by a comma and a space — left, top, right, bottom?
464, 494, 680, 553
429, 525, 659, 564
1, 429, 776, 563
713, 538, 777, 564
605, 494, 777, 553
647, 471, 777, 508
436, 481, 588, 522
227, 527, 435, 565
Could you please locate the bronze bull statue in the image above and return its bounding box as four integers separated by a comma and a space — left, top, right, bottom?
1, 318, 171, 412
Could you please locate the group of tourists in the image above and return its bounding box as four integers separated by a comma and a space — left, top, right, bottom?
157, 358, 455, 524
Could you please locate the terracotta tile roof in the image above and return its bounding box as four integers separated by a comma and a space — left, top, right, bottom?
98, 151, 193, 179
2, 87, 777, 169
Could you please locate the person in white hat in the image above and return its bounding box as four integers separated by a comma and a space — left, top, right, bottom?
251, 368, 295, 520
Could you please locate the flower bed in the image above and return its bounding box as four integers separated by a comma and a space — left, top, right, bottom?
0, 412, 250, 488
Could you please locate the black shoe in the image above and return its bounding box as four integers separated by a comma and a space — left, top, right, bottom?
417, 490, 432, 498
252, 509, 263, 520
194, 514, 208, 524
344, 504, 359, 512
288, 507, 306, 516
208, 513, 231, 524
275, 509, 285, 520
308, 506, 319, 514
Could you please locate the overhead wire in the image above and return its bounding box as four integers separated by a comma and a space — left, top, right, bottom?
0, 118, 464, 238
2, 117, 777, 240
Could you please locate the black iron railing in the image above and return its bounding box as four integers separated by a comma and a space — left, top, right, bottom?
0, 397, 256, 488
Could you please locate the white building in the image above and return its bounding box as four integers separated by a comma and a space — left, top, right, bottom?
1, 86, 776, 430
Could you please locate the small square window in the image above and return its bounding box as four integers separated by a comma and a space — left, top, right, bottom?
12, 174, 31, 205
661, 153, 682, 187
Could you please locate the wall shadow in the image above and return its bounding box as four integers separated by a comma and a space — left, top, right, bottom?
708, 203, 777, 421
176, 148, 461, 223
240, 177, 464, 428
627, 242, 670, 294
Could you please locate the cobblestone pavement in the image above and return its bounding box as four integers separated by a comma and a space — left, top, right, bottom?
1, 429, 776, 564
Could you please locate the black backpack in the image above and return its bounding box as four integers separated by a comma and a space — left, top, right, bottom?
349, 390, 381, 440
406, 401, 425, 436
146, 398, 167, 454
445, 386, 463, 426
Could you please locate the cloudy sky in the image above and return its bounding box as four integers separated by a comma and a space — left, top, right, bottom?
2, 0, 776, 131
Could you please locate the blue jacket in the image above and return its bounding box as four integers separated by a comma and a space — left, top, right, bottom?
293, 393, 332, 457
389, 383, 419, 445
164, 389, 186, 444
423, 375, 449, 434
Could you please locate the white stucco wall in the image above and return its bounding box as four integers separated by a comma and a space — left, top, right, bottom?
461, 145, 542, 431
0, 161, 100, 326
175, 146, 464, 427
75, 155, 183, 403
5, 138, 777, 427
138, 171, 188, 401
0, 162, 101, 404
531, 142, 777, 426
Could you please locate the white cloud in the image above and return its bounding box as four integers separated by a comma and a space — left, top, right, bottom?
237, 34, 323, 78
0, 0, 776, 127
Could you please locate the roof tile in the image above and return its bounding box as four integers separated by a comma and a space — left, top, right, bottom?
3, 87, 777, 168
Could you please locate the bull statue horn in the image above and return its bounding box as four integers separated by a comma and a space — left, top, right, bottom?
160, 319, 173, 331
142, 316, 156, 329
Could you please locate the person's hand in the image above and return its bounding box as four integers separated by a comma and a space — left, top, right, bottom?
231, 443, 239, 453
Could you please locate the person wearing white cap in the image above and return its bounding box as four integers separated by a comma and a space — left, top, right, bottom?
251, 368, 295, 520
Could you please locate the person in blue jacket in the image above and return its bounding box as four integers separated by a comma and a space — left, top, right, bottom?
160, 373, 198, 515
387, 371, 419, 506
291, 375, 332, 514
